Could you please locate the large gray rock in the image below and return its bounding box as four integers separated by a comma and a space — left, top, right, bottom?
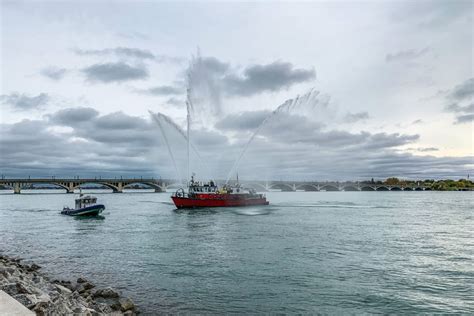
54, 283, 72, 295
52, 279, 75, 291
76, 276, 89, 284
32, 301, 50, 315
13, 293, 37, 308
93, 287, 120, 298
0, 267, 10, 278
77, 281, 95, 294
2, 281, 32, 295
32, 274, 43, 284
119, 298, 136, 312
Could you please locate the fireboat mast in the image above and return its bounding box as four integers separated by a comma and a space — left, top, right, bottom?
186, 89, 192, 186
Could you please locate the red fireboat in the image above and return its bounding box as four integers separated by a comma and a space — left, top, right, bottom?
171, 176, 269, 208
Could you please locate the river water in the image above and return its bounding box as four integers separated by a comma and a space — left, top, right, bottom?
0, 190, 473, 314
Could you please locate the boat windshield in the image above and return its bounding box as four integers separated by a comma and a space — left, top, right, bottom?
189, 185, 217, 193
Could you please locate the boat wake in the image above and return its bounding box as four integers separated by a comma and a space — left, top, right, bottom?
173, 208, 219, 215
231, 207, 277, 216
275, 201, 390, 209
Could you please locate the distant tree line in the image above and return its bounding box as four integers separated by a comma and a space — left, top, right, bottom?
362, 177, 473, 191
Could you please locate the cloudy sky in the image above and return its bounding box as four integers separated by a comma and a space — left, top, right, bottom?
1, 0, 473, 181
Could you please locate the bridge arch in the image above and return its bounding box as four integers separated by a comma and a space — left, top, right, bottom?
242, 183, 268, 192
124, 182, 166, 192
403, 187, 413, 191
49, 182, 71, 192
343, 186, 359, 191
320, 185, 339, 191
268, 183, 295, 191
27, 182, 70, 192
390, 186, 402, 191
360, 186, 375, 191
376, 186, 389, 191
72, 182, 120, 193
295, 184, 319, 191
3, 182, 73, 193
166, 182, 184, 189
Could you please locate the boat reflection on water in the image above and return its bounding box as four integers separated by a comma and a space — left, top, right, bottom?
73, 215, 106, 221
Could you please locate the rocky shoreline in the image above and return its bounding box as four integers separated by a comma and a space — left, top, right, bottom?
0, 254, 138, 315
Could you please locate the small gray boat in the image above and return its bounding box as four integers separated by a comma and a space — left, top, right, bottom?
61, 194, 105, 216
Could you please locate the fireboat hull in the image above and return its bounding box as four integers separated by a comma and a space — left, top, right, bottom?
172, 196, 269, 209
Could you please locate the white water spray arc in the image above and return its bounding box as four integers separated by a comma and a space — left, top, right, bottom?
149, 111, 182, 184
225, 89, 320, 183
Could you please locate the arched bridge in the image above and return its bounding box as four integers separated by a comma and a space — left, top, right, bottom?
235, 181, 432, 192
0, 178, 180, 194
0, 178, 432, 194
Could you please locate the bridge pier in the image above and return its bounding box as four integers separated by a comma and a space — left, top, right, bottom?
113, 182, 123, 193
13, 183, 21, 194
66, 182, 75, 193
155, 185, 165, 193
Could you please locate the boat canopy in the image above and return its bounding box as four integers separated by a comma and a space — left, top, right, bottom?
75, 196, 97, 209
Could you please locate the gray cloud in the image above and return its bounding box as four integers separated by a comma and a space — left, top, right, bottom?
74, 47, 183, 63
40, 66, 67, 80
449, 78, 474, 101
454, 113, 474, 124
444, 78, 474, 124
344, 111, 369, 123
363, 132, 419, 150
223, 61, 315, 96
1, 107, 472, 180
0, 117, 161, 178
75, 47, 154, 60
82, 62, 149, 83
94, 112, 146, 130
445, 103, 474, 113
408, 147, 439, 152
218, 110, 417, 150
411, 119, 424, 125
136, 85, 183, 96
49, 107, 99, 125
200, 56, 230, 74
386, 48, 429, 62
187, 55, 315, 102
0, 92, 49, 110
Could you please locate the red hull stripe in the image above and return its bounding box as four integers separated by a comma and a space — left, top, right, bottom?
172, 197, 269, 208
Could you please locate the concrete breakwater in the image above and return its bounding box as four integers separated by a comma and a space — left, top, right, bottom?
0, 254, 138, 315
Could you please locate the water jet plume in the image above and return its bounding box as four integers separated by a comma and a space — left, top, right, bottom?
149, 111, 182, 184
149, 111, 214, 181
225, 89, 320, 183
